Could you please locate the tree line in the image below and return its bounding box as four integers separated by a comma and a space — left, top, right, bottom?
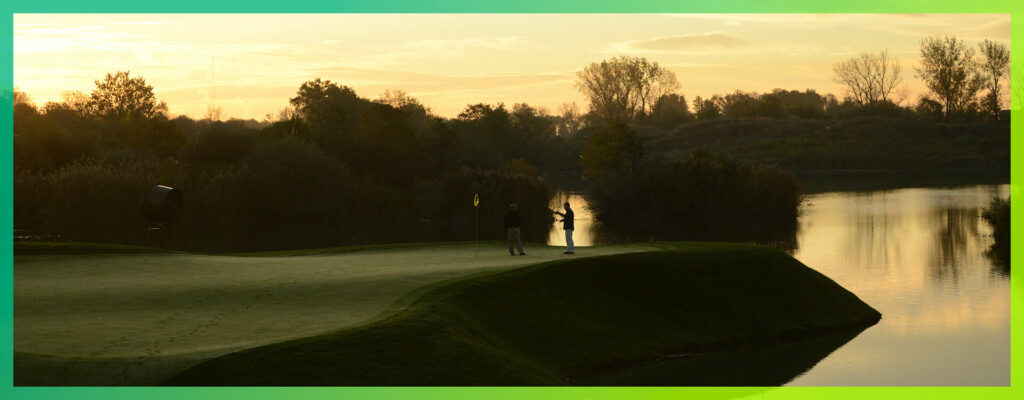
12, 34, 1008, 251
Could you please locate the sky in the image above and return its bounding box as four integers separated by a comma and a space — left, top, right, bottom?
13, 14, 1011, 120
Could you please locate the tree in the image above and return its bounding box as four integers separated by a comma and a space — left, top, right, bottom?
375, 89, 431, 115
575, 56, 679, 125
556, 102, 583, 136
580, 122, 644, 182
88, 71, 168, 118
916, 36, 984, 120
635, 58, 681, 116
915, 96, 944, 121
978, 39, 1010, 121
13, 88, 35, 110
692, 95, 721, 120
651, 93, 691, 128
833, 49, 903, 105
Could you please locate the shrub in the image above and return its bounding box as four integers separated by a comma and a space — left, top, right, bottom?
981, 197, 1010, 267
588, 152, 802, 243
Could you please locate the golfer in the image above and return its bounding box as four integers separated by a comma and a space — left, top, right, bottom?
504, 203, 525, 256
553, 202, 575, 254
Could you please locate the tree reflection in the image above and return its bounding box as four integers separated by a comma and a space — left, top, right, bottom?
929, 208, 980, 285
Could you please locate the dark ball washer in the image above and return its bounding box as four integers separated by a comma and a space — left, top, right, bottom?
144, 186, 183, 239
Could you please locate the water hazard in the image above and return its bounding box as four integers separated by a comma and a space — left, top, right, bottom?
551, 184, 1010, 386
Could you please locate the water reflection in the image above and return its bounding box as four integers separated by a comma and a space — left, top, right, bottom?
578, 328, 867, 386
547, 191, 799, 254
554, 184, 1010, 385
788, 185, 1009, 386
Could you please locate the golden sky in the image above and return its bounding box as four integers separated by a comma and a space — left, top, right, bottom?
13, 14, 1011, 120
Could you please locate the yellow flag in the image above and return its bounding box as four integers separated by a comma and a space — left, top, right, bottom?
473, 193, 479, 207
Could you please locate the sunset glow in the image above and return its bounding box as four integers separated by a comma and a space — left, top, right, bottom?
14, 13, 1010, 119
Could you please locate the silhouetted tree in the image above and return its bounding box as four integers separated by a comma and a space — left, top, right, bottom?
917, 97, 943, 121
833, 50, 903, 105
88, 71, 168, 118
916, 36, 984, 121
651, 93, 691, 128
693, 95, 721, 120
13, 88, 35, 110
575, 56, 679, 125
556, 102, 584, 137
580, 122, 643, 182
978, 39, 1010, 121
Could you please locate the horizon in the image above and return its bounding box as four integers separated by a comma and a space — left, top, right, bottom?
14, 13, 1011, 120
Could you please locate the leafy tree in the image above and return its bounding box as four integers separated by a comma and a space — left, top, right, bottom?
575, 56, 679, 125
692, 95, 721, 120
716, 91, 760, 119
833, 50, 903, 105
88, 71, 168, 118
978, 39, 1010, 121
916, 36, 984, 121
651, 93, 691, 128
580, 122, 644, 181
13, 88, 35, 110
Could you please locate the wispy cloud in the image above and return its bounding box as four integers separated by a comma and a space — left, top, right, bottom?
622, 32, 748, 52
308, 65, 572, 92
400, 37, 532, 53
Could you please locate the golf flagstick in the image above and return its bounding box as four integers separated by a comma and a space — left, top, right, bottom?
473, 193, 479, 257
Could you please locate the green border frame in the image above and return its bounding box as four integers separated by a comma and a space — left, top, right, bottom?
2, 1, 1019, 398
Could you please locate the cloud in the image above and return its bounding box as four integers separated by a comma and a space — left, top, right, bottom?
307, 65, 572, 92
400, 37, 532, 53
965, 19, 1011, 40
618, 32, 748, 53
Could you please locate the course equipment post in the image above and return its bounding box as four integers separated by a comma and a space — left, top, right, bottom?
473, 193, 479, 257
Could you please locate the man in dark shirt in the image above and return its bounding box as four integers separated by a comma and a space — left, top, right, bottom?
504, 203, 525, 255
553, 202, 575, 254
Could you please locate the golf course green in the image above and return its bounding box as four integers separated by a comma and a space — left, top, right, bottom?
14, 241, 656, 385
14, 241, 880, 386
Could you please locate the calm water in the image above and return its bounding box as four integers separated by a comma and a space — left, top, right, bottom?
550, 185, 1010, 386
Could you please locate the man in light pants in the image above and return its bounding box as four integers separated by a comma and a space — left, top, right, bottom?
554, 202, 575, 254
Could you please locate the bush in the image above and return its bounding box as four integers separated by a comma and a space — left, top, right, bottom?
417, 167, 553, 241
588, 152, 802, 244
982, 197, 1010, 267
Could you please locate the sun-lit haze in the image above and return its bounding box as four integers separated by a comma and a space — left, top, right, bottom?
14, 14, 1010, 120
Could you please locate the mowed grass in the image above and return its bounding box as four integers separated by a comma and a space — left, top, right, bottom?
166, 243, 881, 386
13, 242, 655, 385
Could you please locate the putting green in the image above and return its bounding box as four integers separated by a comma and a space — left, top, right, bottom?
14, 243, 655, 385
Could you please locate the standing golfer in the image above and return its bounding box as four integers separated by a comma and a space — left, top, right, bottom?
553, 202, 575, 254
504, 203, 525, 256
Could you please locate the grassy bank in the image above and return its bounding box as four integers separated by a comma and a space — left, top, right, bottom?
166, 243, 880, 386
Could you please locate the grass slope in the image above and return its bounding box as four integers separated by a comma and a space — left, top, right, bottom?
166, 243, 881, 386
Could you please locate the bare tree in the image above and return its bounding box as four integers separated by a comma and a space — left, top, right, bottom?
205, 105, 222, 121
375, 89, 426, 111
557, 102, 583, 136
916, 36, 985, 120
832, 49, 903, 105
575, 56, 679, 125
978, 39, 1010, 120
635, 58, 681, 116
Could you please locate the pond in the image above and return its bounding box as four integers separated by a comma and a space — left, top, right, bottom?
551, 184, 1010, 386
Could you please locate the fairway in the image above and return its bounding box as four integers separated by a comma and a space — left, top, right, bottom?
14, 243, 654, 385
